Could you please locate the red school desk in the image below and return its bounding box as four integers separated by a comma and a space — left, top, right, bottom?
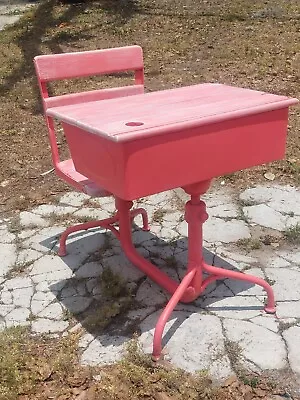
47, 83, 298, 359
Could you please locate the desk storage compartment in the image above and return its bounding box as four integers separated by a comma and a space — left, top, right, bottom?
62, 107, 289, 200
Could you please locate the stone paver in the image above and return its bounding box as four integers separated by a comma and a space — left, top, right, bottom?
81, 335, 129, 365
38, 303, 64, 320
59, 192, 90, 207
0, 226, 15, 243
136, 279, 168, 307
1, 184, 300, 382
0, 243, 17, 277
264, 268, 300, 301
223, 319, 287, 370
32, 204, 77, 217
63, 296, 92, 314
283, 326, 300, 374
19, 211, 49, 228
6, 307, 30, 327
203, 218, 251, 243
243, 204, 288, 231
140, 311, 233, 380
76, 262, 103, 278
32, 318, 69, 334
276, 301, 300, 319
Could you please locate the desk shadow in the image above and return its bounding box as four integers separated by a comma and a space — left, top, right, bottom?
39, 224, 262, 354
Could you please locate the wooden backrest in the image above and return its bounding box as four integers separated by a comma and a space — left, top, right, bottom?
34, 46, 144, 167
34, 45, 144, 83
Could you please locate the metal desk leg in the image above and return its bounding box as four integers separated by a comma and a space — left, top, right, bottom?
151, 181, 276, 360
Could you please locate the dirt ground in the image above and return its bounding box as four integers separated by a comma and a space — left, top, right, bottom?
0, 0, 299, 217
1, 327, 299, 400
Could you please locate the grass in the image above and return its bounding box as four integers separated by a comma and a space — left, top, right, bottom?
109, 339, 216, 399
4, 260, 33, 279
100, 267, 129, 298
284, 223, 300, 244
236, 237, 262, 251
0, 326, 81, 400
164, 255, 178, 269
82, 267, 134, 332
152, 209, 167, 223
83, 302, 128, 332
0, 326, 31, 400
239, 375, 259, 388
0, 326, 289, 400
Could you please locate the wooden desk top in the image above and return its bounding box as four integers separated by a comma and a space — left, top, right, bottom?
47, 83, 298, 142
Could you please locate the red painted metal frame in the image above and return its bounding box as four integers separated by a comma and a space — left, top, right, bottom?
58, 207, 149, 256
59, 179, 276, 360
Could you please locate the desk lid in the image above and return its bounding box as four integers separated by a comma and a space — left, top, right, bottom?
47, 83, 299, 142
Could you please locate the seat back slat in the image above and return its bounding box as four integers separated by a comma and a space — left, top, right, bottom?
34, 46, 143, 82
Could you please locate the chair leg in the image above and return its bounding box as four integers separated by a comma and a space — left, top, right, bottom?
58, 216, 119, 256
58, 207, 149, 256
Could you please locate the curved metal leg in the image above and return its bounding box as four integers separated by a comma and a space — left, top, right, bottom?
58, 205, 149, 257
130, 207, 150, 231
152, 269, 196, 361
58, 215, 120, 256
203, 262, 276, 314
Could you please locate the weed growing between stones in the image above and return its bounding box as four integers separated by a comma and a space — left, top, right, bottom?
164, 255, 178, 269
284, 223, 300, 244
152, 209, 167, 224
4, 260, 33, 279
48, 211, 77, 226
237, 237, 262, 251
100, 267, 129, 299
82, 268, 134, 333
7, 217, 21, 234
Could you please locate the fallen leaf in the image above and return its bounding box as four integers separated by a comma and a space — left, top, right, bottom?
0, 179, 9, 187
254, 387, 267, 397
155, 392, 175, 400
66, 371, 88, 387
270, 242, 280, 248
264, 172, 275, 181
77, 390, 87, 400
222, 375, 238, 387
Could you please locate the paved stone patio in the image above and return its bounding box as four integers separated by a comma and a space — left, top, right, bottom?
1, 184, 300, 385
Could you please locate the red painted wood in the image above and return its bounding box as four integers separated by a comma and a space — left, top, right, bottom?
60, 107, 289, 200
34, 45, 144, 82
49, 83, 298, 200
48, 83, 298, 142
34, 46, 145, 195
45, 85, 144, 108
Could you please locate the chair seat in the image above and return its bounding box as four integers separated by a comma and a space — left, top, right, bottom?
57, 159, 111, 197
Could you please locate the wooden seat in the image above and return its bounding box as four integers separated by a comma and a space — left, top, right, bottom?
56, 159, 110, 197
